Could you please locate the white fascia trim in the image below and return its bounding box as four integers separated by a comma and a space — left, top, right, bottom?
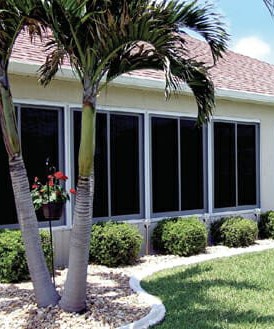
215, 88, 274, 106
9, 60, 274, 105
114, 76, 274, 105
9, 60, 77, 81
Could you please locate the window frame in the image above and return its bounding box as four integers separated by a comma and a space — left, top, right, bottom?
0, 103, 66, 228
212, 119, 260, 212
150, 114, 208, 218
71, 108, 145, 222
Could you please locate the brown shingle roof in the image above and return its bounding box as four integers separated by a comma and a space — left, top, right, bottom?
11, 31, 274, 97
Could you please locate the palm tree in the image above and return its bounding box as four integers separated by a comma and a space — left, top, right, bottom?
264, 0, 274, 14
0, 0, 60, 307
38, 0, 229, 312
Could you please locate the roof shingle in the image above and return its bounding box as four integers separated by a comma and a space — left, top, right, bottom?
11, 31, 274, 97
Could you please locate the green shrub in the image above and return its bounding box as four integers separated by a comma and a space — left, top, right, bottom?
0, 229, 53, 283
210, 217, 229, 245
40, 230, 54, 273
151, 217, 179, 254
89, 221, 143, 267
258, 211, 274, 239
152, 216, 207, 257
220, 217, 258, 247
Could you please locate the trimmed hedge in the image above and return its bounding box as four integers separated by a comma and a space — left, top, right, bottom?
219, 217, 258, 247
0, 229, 53, 283
152, 216, 208, 257
258, 210, 274, 239
89, 221, 143, 267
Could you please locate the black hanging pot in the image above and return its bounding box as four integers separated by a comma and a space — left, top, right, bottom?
42, 202, 64, 220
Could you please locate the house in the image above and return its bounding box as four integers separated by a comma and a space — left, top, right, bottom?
2, 31, 274, 266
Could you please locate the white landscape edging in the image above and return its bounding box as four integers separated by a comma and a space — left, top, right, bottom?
118, 240, 274, 329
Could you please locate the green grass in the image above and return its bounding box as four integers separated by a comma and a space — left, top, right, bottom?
141, 250, 274, 329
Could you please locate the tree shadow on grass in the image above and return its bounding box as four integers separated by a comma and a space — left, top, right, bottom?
142, 261, 274, 329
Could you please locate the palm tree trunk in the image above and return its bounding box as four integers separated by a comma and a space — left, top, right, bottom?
59, 101, 96, 312
59, 175, 94, 312
10, 156, 60, 307
0, 83, 60, 307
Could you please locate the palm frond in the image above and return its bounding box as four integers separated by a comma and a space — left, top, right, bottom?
38, 39, 67, 86
0, 0, 46, 70
32, 0, 229, 123
106, 44, 214, 125
264, 0, 274, 15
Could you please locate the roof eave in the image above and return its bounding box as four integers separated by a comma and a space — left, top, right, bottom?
9, 60, 274, 106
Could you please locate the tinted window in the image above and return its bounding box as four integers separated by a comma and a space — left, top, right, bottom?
74, 111, 142, 219
214, 122, 236, 208
214, 121, 257, 209
0, 131, 17, 224
21, 107, 61, 221
152, 117, 179, 212
238, 124, 256, 205
110, 114, 140, 215
180, 119, 203, 210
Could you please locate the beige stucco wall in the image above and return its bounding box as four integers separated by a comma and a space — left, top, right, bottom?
10, 74, 82, 104
9, 73, 274, 213
9, 71, 274, 266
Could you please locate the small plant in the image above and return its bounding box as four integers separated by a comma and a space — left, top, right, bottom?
152, 216, 207, 256
89, 221, 143, 267
258, 210, 274, 239
31, 170, 76, 210
0, 229, 53, 283
220, 216, 258, 247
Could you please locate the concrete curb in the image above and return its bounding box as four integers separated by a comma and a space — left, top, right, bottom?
118, 240, 274, 329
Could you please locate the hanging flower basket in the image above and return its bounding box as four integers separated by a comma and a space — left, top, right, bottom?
42, 202, 64, 220
30, 169, 76, 221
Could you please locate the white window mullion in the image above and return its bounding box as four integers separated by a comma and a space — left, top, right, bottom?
107, 113, 112, 218
64, 105, 73, 227
207, 121, 213, 214
178, 119, 181, 211
235, 124, 238, 207
144, 111, 151, 219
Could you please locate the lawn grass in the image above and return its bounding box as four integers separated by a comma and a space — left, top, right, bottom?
141, 249, 274, 329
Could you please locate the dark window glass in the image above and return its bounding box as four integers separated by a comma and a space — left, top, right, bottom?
214, 122, 258, 209
214, 122, 236, 208
180, 119, 203, 210
74, 111, 142, 218
0, 131, 17, 225
238, 124, 256, 205
94, 113, 108, 217
74, 111, 108, 217
73, 111, 81, 181
110, 114, 140, 216
152, 117, 179, 212
21, 107, 60, 221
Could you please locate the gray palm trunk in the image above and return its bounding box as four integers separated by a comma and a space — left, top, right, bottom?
0, 71, 60, 307
59, 95, 96, 311
59, 174, 94, 311
10, 156, 60, 307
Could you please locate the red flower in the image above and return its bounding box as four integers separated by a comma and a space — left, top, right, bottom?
54, 171, 68, 181
48, 176, 54, 186
31, 169, 74, 210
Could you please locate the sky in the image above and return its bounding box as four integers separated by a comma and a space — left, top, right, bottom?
206, 0, 274, 64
